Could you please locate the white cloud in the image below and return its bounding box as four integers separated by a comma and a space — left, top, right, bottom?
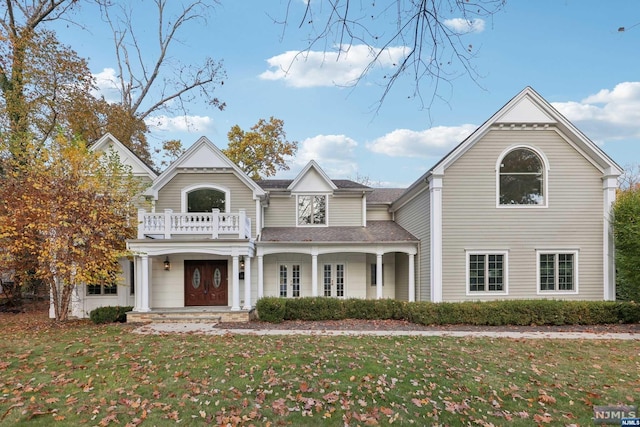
443, 18, 485, 33
91, 67, 121, 103
367, 124, 476, 158
259, 44, 408, 88
292, 134, 359, 177
145, 115, 213, 133
552, 82, 640, 142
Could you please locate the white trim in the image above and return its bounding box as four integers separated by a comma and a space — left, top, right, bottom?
90, 133, 158, 180
495, 144, 549, 209
603, 175, 617, 300
295, 194, 329, 227
287, 160, 338, 191
429, 175, 443, 302
181, 183, 230, 213
536, 249, 579, 295
465, 250, 509, 296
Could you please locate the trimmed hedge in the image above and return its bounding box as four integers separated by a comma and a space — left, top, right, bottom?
255, 297, 640, 326
89, 306, 133, 324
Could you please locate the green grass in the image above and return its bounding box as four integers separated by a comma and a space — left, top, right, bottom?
0, 316, 638, 425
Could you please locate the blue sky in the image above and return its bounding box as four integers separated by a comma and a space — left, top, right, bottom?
56, 1, 640, 187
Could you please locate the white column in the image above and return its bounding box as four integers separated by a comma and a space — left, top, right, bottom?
134, 256, 142, 311
163, 209, 172, 239
429, 175, 443, 303
257, 255, 264, 299
311, 253, 318, 297
231, 255, 240, 310
603, 173, 618, 300
243, 256, 252, 309
408, 253, 416, 302
140, 255, 150, 312
376, 253, 383, 299
137, 209, 145, 239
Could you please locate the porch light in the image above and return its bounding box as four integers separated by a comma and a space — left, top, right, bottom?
164, 256, 171, 271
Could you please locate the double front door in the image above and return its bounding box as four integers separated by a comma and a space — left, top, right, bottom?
185, 260, 228, 306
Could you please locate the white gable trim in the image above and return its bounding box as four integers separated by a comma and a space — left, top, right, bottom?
149, 136, 266, 200
288, 160, 338, 192
90, 133, 158, 179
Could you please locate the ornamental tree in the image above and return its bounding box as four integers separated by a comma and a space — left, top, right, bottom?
0, 135, 146, 321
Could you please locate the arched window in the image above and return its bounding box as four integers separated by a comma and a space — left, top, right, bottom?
187, 188, 226, 212
499, 148, 545, 205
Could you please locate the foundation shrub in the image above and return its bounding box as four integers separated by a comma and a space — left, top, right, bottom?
255, 297, 286, 323
89, 306, 133, 324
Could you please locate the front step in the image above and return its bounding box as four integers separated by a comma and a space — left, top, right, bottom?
127, 310, 251, 323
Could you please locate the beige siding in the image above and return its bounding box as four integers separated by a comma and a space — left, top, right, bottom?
155, 172, 258, 236
442, 128, 604, 301
367, 206, 392, 221
394, 191, 430, 301
329, 196, 363, 226
264, 196, 296, 227
394, 253, 408, 301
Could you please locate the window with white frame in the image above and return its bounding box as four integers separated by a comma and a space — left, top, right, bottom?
499, 148, 545, 206
297, 195, 327, 225
370, 263, 384, 286
87, 283, 117, 296
187, 188, 226, 212
467, 252, 507, 293
538, 251, 577, 293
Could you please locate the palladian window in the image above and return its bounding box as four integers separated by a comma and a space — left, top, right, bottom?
187, 188, 226, 212
499, 148, 544, 205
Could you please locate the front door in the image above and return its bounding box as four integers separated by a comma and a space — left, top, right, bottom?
184, 260, 228, 306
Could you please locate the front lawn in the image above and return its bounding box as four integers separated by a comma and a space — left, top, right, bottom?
0, 312, 638, 426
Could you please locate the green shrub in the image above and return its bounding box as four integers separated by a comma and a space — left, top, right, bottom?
255, 297, 286, 323
89, 306, 133, 324
253, 297, 640, 326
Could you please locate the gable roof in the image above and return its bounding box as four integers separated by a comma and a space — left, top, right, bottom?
392, 86, 623, 210
90, 133, 158, 179
257, 179, 370, 190
286, 160, 338, 192
147, 136, 266, 199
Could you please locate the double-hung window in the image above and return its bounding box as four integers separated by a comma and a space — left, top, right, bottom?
467, 251, 508, 294
297, 195, 327, 225
87, 283, 117, 296
537, 251, 578, 293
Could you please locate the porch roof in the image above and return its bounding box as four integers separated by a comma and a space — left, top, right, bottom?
259, 221, 418, 243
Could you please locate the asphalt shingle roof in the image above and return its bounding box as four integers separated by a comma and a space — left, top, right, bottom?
260, 221, 418, 243
366, 188, 406, 204
257, 179, 370, 190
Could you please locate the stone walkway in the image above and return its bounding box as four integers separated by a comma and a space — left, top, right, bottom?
133, 322, 640, 340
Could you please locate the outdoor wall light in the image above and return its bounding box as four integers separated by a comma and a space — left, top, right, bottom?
164, 256, 171, 271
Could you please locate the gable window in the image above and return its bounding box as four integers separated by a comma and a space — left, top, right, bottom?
297, 195, 327, 225
538, 251, 578, 293
87, 283, 117, 296
499, 147, 545, 206
467, 251, 507, 294
188, 188, 226, 212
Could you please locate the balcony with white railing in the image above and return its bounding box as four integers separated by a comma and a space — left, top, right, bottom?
137, 208, 252, 239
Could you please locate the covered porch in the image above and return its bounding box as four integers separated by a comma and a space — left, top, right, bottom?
126, 239, 255, 322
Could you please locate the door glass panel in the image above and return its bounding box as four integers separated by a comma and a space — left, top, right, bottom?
336, 264, 344, 297
323, 265, 332, 297
279, 265, 288, 297
213, 268, 221, 288
192, 268, 201, 289
292, 265, 300, 297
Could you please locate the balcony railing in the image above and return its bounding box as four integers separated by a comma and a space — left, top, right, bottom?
137, 208, 251, 239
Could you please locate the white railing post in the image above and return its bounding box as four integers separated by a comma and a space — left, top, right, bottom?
212, 209, 220, 239
239, 209, 246, 239
137, 209, 145, 239
164, 209, 172, 239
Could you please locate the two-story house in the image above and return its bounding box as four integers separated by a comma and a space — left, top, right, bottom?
66, 87, 621, 321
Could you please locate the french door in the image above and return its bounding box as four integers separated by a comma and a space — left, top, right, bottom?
323, 263, 345, 297
279, 263, 301, 297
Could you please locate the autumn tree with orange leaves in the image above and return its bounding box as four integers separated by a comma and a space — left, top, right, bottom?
0, 136, 146, 321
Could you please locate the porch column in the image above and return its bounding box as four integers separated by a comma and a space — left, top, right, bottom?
163, 209, 172, 239
311, 252, 318, 297
408, 253, 415, 302
231, 255, 241, 310
243, 256, 252, 309
139, 255, 150, 312
257, 255, 264, 299
376, 253, 383, 299
133, 256, 142, 311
